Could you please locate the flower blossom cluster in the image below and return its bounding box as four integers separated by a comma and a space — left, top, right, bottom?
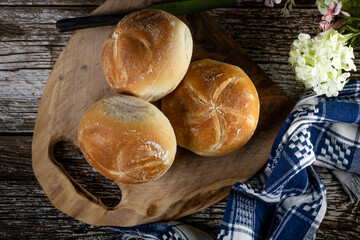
289, 30, 356, 97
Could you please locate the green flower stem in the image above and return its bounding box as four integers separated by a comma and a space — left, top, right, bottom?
146, 0, 238, 16
345, 24, 360, 32
336, 16, 360, 46
346, 32, 360, 47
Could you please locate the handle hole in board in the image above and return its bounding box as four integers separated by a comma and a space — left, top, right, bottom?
52, 140, 121, 209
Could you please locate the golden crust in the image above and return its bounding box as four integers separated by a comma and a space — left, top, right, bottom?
102, 9, 193, 102
78, 95, 177, 184
161, 59, 260, 156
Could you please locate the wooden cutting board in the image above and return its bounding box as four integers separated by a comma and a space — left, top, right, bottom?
32, 0, 293, 227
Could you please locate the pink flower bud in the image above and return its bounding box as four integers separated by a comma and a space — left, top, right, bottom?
264, 0, 282, 7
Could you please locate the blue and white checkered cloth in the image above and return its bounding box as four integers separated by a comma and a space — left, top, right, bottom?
111, 79, 360, 240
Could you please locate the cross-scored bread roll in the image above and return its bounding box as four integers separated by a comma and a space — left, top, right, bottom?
162, 59, 260, 156
102, 9, 193, 102
78, 95, 177, 184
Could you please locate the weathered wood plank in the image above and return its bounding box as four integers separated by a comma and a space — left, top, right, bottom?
0, 0, 316, 7
0, 6, 93, 42
0, 7, 91, 132
0, 136, 358, 238
0, 0, 104, 6
2, 7, 360, 133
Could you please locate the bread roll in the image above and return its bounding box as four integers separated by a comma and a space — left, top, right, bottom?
162, 59, 260, 156
102, 9, 193, 102
78, 95, 177, 184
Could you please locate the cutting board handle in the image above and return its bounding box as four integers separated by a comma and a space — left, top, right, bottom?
32, 131, 148, 226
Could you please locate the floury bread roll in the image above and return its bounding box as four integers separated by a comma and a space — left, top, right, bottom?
102, 9, 193, 102
162, 59, 260, 156
78, 95, 177, 184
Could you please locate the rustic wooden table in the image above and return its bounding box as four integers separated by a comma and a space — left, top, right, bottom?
1, 0, 359, 239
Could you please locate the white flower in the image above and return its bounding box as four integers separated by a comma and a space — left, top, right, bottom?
289, 29, 356, 97
316, 0, 339, 14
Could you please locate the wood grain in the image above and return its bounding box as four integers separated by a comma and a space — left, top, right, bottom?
1, 0, 359, 238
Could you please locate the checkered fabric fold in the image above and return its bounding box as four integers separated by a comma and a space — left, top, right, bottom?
218, 79, 360, 240
111, 79, 360, 240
